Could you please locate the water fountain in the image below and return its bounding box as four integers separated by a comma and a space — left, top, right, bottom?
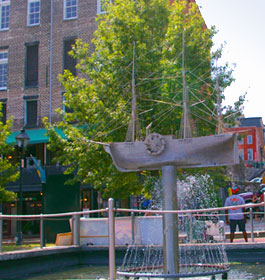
103, 27, 239, 278
105, 132, 239, 279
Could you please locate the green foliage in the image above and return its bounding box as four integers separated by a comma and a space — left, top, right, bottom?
0, 103, 18, 203
45, 0, 242, 199
2, 243, 54, 252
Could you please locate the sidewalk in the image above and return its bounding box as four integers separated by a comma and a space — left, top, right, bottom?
2, 219, 264, 246
221, 218, 265, 250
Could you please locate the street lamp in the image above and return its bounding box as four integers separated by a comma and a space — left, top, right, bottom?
15, 129, 30, 245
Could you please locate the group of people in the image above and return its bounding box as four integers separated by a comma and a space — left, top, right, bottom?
225, 184, 265, 243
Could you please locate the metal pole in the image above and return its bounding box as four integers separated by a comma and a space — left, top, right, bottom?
131, 212, 135, 244
72, 214, 80, 246
263, 191, 265, 229
162, 165, 179, 279
41, 182, 46, 247
0, 212, 2, 253
49, 0, 54, 123
108, 198, 116, 280
249, 208, 254, 242
40, 214, 45, 248
16, 159, 23, 245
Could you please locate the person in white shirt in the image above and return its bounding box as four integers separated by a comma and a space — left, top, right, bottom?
224, 185, 248, 243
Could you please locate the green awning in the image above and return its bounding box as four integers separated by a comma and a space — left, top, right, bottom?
6, 128, 66, 145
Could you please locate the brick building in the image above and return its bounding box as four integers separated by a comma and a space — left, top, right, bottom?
0, 0, 100, 135
0, 0, 107, 238
225, 117, 265, 167
1, 0, 201, 238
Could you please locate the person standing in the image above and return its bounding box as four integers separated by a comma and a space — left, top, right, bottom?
224, 185, 248, 243
259, 185, 265, 213
252, 192, 260, 221
227, 185, 232, 197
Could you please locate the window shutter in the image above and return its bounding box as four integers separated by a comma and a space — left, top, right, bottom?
26, 100, 38, 127
26, 44, 39, 87
64, 39, 76, 75
1, 102, 6, 124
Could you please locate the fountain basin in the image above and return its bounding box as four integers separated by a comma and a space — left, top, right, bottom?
75, 216, 224, 246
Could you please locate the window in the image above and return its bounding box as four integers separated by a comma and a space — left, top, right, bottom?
0, 0, 10, 30
24, 99, 38, 127
248, 149, 253, 161
64, 0, 77, 20
63, 39, 76, 75
0, 50, 8, 90
97, 0, 110, 14
25, 43, 39, 87
247, 135, 253, 144
0, 101, 6, 124
62, 92, 76, 124
28, 0, 40, 26
62, 92, 73, 114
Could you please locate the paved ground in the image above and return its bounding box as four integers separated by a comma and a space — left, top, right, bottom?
224, 218, 265, 242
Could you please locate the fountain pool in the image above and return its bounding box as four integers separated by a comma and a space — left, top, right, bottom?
17, 263, 265, 280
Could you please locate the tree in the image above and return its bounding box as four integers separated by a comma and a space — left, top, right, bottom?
222, 93, 246, 127
44, 0, 241, 198
0, 103, 18, 203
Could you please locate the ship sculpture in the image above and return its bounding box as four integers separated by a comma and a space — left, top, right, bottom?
104, 37, 238, 279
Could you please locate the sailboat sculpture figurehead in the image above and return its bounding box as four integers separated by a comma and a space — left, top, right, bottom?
104, 132, 239, 172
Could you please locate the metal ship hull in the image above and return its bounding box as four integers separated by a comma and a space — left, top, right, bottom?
104, 133, 239, 172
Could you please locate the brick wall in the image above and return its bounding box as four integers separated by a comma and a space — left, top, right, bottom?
0, 0, 98, 130
226, 127, 263, 163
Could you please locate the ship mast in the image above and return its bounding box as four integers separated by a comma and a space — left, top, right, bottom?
131, 41, 136, 142
180, 30, 192, 139
125, 41, 141, 142
216, 59, 223, 134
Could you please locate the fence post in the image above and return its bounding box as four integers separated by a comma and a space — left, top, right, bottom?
131, 212, 135, 244
218, 220, 225, 242
72, 214, 80, 246
0, 212, 2, 253
189, 213, 193, 243
249, 208, 254, 242
108, 198, 116, 280
40, 213, 45, 248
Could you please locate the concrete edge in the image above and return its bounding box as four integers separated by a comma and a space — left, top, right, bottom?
0, 246, 80, 261
1, 242, 265, 261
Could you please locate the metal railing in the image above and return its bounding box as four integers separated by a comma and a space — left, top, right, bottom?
0, 199, 265, 280
0, 208, 108, 250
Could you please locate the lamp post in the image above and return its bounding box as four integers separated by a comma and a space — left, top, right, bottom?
15, 129, 30, 245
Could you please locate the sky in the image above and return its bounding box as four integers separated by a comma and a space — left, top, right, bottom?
196, 0, 265, 121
